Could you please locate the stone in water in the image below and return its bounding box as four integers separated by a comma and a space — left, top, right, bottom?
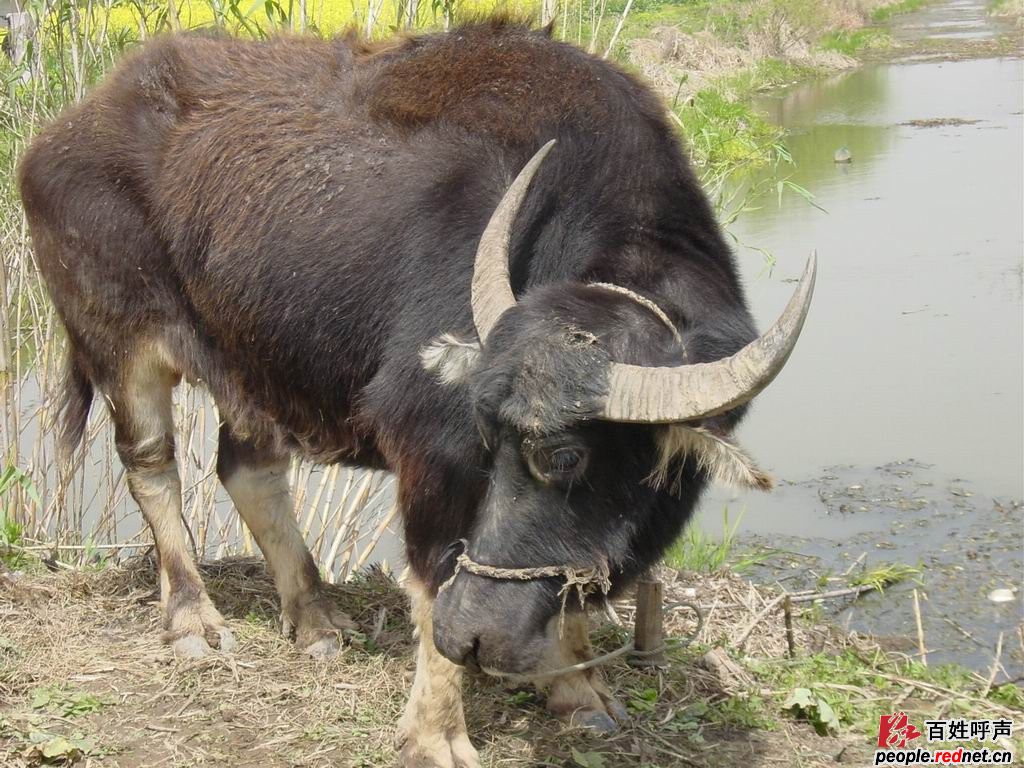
987, 588, 1015, 604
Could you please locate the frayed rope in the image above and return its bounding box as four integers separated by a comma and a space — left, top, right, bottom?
437, 539, 612, 618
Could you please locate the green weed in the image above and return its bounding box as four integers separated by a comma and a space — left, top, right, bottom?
989, 0, 1024, 15
820, 27, 892, 55
849, 561, 921, 593
506, 690, 536, 707
0, 465, 39, 568
989, 683, 1024, 710
722, 58, 820, 96
0, 464, 39, 505
626, 687, 659, 713
31, 686, 112, 718
709, 694, 776, 729
872, 0, 930, 23
674, 86, 792, 215
664, 508, 777, 573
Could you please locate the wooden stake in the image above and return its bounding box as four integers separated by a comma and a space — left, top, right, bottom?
981, 632, 1005, 699
783, 595, 796, 659
631, 579, 667, 667
912, 589, 927, 666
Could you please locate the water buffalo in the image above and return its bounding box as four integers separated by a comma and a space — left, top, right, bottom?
18, 17, 814, 767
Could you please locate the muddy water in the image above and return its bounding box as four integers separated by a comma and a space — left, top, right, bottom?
700, 2, 1023, 672
896, 0, 1003, 43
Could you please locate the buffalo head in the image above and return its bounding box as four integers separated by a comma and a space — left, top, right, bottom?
422, 141, 816, 674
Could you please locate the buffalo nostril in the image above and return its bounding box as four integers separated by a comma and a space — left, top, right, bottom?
433, 539, 467, 587
462, 637, 482, 673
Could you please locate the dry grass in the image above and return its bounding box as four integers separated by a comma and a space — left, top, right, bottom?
629, 28, 754, 98
625, 0, 919, 102
627, 25, 854, 105
0, 0, 623, 582
0, 557, 885, 767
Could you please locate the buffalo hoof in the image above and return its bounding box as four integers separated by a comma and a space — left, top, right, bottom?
302, 634, 341, 659
547, 676, 628, 733
571, 708, 619, 733
566, 694, 628, 733
172, 634, 211, 659
170, 627, 236, 659
604, 696, 629, 722
216, 627, 237, 653
165, 597, 236, 659
396, 729, 480, 768
288, 596, 355, 659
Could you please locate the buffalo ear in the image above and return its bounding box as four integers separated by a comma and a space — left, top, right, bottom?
650, 425, 774, 494
420, 333, 482, 385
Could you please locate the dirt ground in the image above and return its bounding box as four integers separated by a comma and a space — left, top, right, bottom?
0, 557, 889, 768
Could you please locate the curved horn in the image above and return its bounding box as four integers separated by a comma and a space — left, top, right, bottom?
597, 252, 817, 423
471, 140, 556, 343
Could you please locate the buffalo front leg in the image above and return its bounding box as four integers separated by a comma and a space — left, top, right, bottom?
397, 577, 480, 768
216, 424, 353, 657
111, 351, 233, 658
535, 613, 628, 733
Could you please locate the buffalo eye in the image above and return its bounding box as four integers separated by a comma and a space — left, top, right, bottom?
524, 438, 589, 485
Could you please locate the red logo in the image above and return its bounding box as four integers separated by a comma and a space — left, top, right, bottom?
878, 712, 923, 748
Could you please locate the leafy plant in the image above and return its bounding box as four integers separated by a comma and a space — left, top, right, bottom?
571, 749, 608, 768
0, 465, 39, 567
0, 464, 39, 503
626, 687, 659, 713
24, 731, 95, 764
783, 687, 840, 736
989, 683, 1024, 709
31, 687, 111, 718
662, 701, 709, 742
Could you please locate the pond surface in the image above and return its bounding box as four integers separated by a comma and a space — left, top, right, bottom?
895, 0, 1002, 43
701, 1, 1022, 673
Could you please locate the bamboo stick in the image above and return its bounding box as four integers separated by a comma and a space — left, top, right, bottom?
912, 589, 927, 666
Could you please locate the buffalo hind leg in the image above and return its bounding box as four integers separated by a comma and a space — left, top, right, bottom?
110, 347, 234, 658
216, 424, 353, 657
535, 613, 628, 732
396, 577, 480, 768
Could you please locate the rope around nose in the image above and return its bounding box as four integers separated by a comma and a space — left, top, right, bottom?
436, 540, 613, 611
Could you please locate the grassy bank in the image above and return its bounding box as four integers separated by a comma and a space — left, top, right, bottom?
990, 0, 1024, 17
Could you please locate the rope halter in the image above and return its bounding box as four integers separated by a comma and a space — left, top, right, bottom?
437, 539, 613, 615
